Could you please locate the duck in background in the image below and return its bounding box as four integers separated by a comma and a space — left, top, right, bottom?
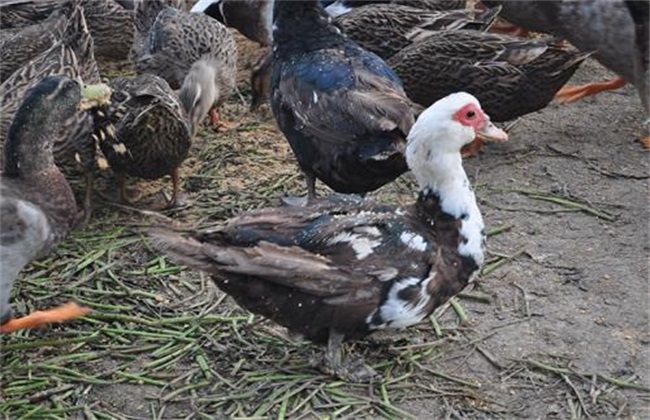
0, 2, 71, 82
480, 1, 638, 104
387, 30, 589, 155
132, 0, 237, 129
191, 0, 274, 46
0, 5, 102, 219
270, 0, 417, 200
323, 0, 466, 17
98, 74, 193, 209
0, 76, 111, 334
481, 0, 648, 148
0, 0, 65, 29
247, 2, 499, 110
150, 92, 507, 382
333, 4, 500, 60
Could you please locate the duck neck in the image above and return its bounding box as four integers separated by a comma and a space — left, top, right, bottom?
272, 0, 346, 57
410, 149, 486, 272
3, 125, 57, 179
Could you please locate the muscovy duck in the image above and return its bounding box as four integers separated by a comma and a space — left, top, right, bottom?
150, 91, 507, 382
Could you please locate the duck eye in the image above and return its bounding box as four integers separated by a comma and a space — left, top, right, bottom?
466, 110, 476, 119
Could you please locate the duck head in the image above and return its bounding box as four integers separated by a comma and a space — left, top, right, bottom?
272, 0, 347, 56
179, 60, 219, 133
3, 76, 89, 177
407, 92, 507, 187
408, 92, 507, 157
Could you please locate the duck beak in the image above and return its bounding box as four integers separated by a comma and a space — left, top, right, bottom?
476, 120, 508, 143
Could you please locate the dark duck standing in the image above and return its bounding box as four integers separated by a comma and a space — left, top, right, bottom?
150, 92, 508, 381
0, 76, 109, 333
270, 0, 416, 200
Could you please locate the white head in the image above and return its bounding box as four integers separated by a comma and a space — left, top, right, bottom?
406, 92, 507, 189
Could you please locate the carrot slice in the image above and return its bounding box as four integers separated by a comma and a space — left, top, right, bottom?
0, 302, 92, 334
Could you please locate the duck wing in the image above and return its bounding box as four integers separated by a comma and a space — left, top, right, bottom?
151, 197, 434, 305
273, 47, 414, 156
389, 30, 588, 122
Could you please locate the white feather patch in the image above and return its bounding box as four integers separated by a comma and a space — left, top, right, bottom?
399, 232, 427, 252
190, 0, 216, 13
368, 276, 432, 329
325, 2, 352, 17
328, 232, 381, 260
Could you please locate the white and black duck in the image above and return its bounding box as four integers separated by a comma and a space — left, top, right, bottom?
150, 92, 508, 382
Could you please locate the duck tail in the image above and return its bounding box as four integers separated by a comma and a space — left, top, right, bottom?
148, 228, 224, 274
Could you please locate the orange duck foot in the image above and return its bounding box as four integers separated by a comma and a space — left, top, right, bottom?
638, 137, 650, 149
0, 303, 92, 334
461, 138, 485, 158
209, 109, 237, 131
554, 78, 627, 103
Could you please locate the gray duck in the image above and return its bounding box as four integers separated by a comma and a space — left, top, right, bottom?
0, 0, 137, 63
387, 30, 589, 154
131, 0, 238, 92
82, 0, 136, 62
99, 74, 192, 208
0, 0, 64, 29
150, 92, 507, 382
0, 3, 71, 82
481, 1, 642, 107
0, 5, 102, 216
333, 4, 501, 60
323, 0, 466, 17
0, 75, 109, 334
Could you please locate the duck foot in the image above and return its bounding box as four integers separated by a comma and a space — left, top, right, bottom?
637, 137, 650, 149
554, 77, 626, 103
0, 302, 91, 334
318, 330, 380, 383
209, 109, 238, 131
156, 169, 188, 210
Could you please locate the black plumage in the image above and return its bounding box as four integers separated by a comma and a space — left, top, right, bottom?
270, 0, 416, 199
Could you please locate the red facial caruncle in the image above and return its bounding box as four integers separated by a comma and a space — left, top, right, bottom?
453, 103, 487, 131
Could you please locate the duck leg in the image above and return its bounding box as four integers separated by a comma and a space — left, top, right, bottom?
554, 77, 626, 103
209, 108, 236, 130
0, 302, 91, 334
320, 329, 378, 383
306, 172, 317, 202
82, 170, 94, 224
161, 168, 187, 209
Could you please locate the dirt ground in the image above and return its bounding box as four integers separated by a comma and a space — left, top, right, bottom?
1, 34, 648, 419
